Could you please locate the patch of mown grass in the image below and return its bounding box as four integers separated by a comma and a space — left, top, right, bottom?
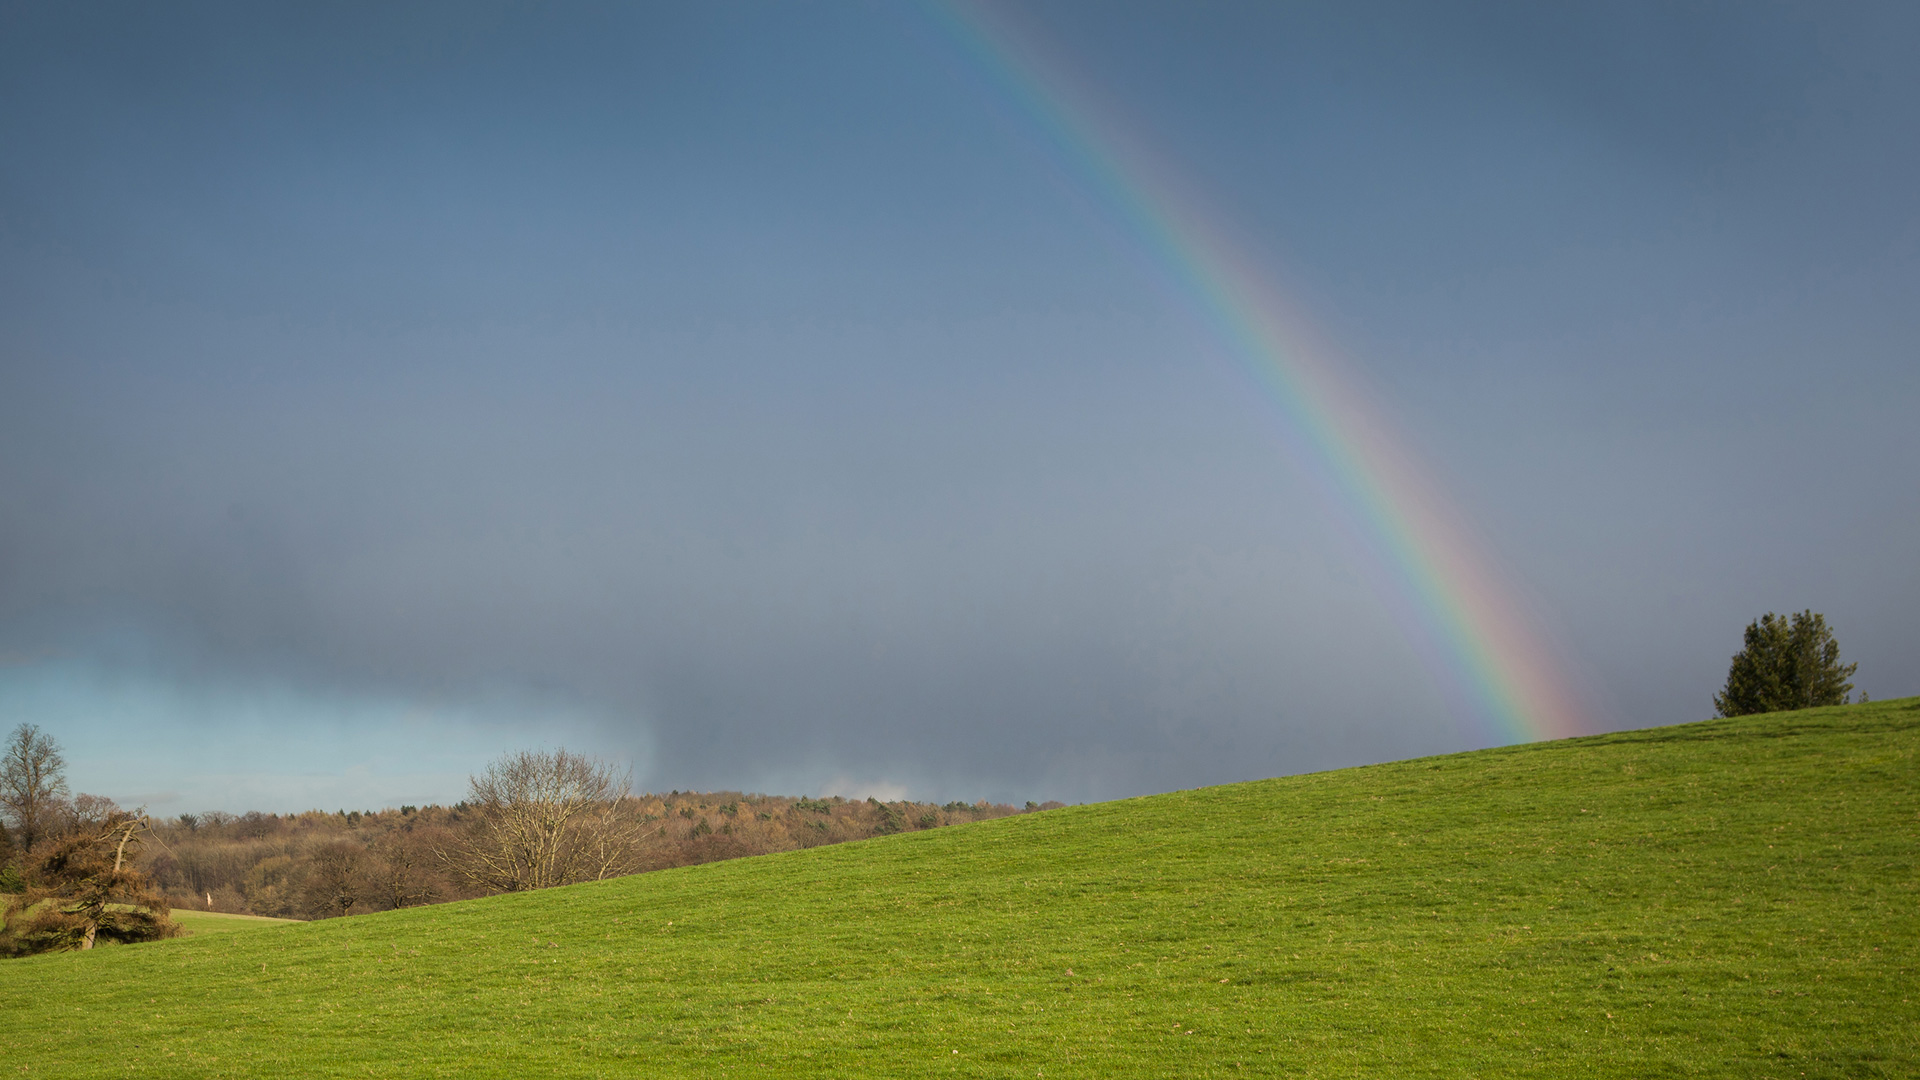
3, 700, 1915, 1078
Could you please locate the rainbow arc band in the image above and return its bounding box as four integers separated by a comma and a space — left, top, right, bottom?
930, 1, 1590, 744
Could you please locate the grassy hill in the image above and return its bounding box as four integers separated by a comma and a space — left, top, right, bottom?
3, 699, 1915, 1078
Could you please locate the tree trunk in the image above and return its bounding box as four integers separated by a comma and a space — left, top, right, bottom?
113, 821, 137, 872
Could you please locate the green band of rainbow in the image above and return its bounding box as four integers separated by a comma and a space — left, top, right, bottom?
929, 1, 1592, 744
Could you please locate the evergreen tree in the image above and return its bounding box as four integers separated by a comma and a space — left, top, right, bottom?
1713, 611, 1857, 717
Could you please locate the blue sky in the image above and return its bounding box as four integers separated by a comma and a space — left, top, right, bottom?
2, 1, 1915, 813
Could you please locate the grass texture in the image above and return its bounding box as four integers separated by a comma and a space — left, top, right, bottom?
3, 699, 1915, 1077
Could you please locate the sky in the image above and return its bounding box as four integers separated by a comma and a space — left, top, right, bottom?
1, 0, 1915, 815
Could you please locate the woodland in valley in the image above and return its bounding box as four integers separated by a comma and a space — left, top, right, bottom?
2, 726, 1054, 951
141, 789, 1046, 920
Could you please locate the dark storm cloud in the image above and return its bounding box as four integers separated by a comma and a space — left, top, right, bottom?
1, 2, 1915, 810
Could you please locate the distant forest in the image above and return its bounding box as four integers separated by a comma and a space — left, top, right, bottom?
2, 726, 1063, 933
137, 792, 1056, 921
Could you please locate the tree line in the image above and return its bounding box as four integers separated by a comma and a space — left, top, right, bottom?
3, 730, 1056, 952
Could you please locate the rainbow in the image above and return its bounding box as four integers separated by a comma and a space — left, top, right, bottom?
927, 2, 1591, 744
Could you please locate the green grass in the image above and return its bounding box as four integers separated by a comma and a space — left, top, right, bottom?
171, 910, 302, 936
4, 700, 1915, 1078
0, 905, 296, 942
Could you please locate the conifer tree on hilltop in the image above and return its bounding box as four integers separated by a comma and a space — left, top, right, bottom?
1714, 611, 1858, 717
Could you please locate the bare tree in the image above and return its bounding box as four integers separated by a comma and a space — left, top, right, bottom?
366, 827, 449, 910
441, 749, 645, 892
302, 842, 365, 919
1, 724, 69, 852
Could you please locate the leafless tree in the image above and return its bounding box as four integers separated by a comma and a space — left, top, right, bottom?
1, 724, 69, 852
365, 827, 448, 910
302, 842, 365, 919
440, 749, 645, 892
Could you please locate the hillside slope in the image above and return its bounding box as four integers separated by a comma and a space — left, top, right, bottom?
4, 700, 1915, 1078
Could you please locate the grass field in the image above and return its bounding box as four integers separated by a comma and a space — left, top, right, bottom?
0, 905, 299, 944
3, 699, 1915, 1078
171, 910, 303, 936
